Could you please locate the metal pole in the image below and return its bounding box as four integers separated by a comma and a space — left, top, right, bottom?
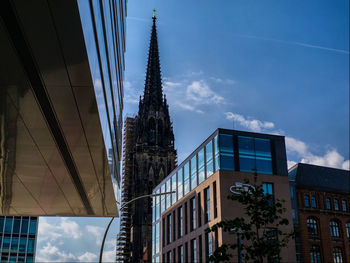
99, 191, 175, 263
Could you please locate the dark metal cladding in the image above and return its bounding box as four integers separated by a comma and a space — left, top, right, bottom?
117, 14, 177, 263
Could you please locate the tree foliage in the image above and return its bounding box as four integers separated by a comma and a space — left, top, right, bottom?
206, 174, 294, 263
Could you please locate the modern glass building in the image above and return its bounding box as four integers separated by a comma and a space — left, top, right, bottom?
0, 216, 38, 263
152, 128, 296, 262
0, 0, 126, 216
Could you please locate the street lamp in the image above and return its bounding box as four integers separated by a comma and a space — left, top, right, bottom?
99, 191, 175, 263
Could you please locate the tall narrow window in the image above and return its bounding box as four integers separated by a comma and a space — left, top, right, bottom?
310, 246, 321, 263
204, 187, 211, 223
214, 136, 220, 171
342, 200, 347, 212
173, 211, 176, 241
190, 197, 196, 231
199, 235, 203, 262
167, 214, 172, 244
161, 184, 166, 213
266, 228, 279, 263
185, 242, 188, 262
326, 198, 331, 210
198, 148, 205, 184
198, 193, 202, 227
220, 134, 234, 170
345, 222, 350, 238
311, 196, 317, 208
178, 245, 183, 263
184, 163, 190, 195
304, 195, 310, 207
191, 156, 197, 190
162, 218, 165, 247
334, 199, 339, 211
191, 238, 197, 262
166, 179, 171, 209
172, 174, 177, 205
178, 206, 183, 238
167, 250, 172, 263
333, 247, 343, 263
263, 183, 274, 205
329, 221, 340, 237
184, 202, 188, 234
206, 140, 214, 177
213, 181, 218, 218
307, 218, 318, 236
178, 170, 183, 200
205, 232, 213, 261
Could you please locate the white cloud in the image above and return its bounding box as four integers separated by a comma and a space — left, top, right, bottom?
86, 225, 104, 245
36, 242, 77, 262
78, 252, 98, 262
225, 112, 275, 132
209, 77, 236, 85
38, 217, 81, 242
187, 81, 224, 105
164, 81, 181, 87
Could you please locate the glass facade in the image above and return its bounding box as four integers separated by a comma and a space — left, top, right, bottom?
152, 129, 280, 262
0, 217, 37, 263
77, 0, 126, 202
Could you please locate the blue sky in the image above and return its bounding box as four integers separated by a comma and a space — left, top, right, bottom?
37, 1, 349, 261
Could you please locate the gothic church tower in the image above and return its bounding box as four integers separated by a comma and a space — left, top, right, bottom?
116, 13, 177, 263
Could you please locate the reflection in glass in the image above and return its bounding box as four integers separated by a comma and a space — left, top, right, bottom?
184, 163, 190, 195
206, 141, 213, 177
5, 218, 13, 233
214, 136, 220, 171
10, 237, 18, 252
27, 238, 35, 253
198, 149, 205, 184
21, 219, 28, 234
19, 238, 26, 253
29, 218, 37, 235
220, 134, 234, 171
171, 174, 177, 205
13, 218, 20, 234
177, 171, 183, 200
190, 156, 197, 190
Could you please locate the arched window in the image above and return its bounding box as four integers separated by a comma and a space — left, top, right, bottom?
307, 218, 318, 236
304, 195, 310, 207
329, 221, 340, 237
333, 247, 343, 263
310, 246, 321, 263
326, 198, 331, 210
334, 199, 339, 211
311, 196, 317, 208
346, 222, 350, 239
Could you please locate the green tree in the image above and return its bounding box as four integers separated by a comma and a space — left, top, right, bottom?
206, 173, 294, 263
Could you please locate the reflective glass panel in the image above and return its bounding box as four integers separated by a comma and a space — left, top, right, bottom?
239, 155, 255, 172
172, 174, 177, 205
21, 218, 28, 234
156, 221, 160, 253
206, 141, 213, 177
255, 138, 271, 157
191, 156, 197, 190
5, 217, 13, 233
0, 217, 4, 232
177, 171, 183, 200
26, 256, 34, 263
18, 256, 25, 263
3, 236, 10, 252
184, 163, 190, 195
156, 189, 160, 220
219, 134, 234, 153
166, 180, 171, 209
27, 238, 35, 253
13, 218, 20, 234
29, 218, 37, 235
19, 238, 26, 253
10, 237, 18, 252
161, 184, 166, 213
198, 148, 205, 184
238, 136, 254, 155
214, 136, 220, 171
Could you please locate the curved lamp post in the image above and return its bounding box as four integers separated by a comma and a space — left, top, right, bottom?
99, 191, 175, 263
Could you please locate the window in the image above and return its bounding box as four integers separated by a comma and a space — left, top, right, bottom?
206, 141, 214, 177
21, 217, 28, 234
167, 214, 172, 244
205, 232, 213, 261
161, 184, 166, 213
19, 238, 26, 253
214, 136, 220, 171
307, 218, 318, 236
162, 218, 165, 247
311, 196, 317, 208
204, 187, 211, 223
184, 163, 190, 195
13, 218, 20, 234
326, 198, 331, 210
220, 134, 234, 170
191, 156, 197, 190
342, 200, 347, 212
10, 237, 18, 253
155, 222, 160, 253
185, 242, 188, 262
178, 245, 183, 263
190, 197, 196, 231
333, 247, 343, 263
266, 228, 279, 263
263, 183, 274, 205
184, 202, 188, 234
4, 217, 13, 233
166, 180, 171, 209
334, 199, 339, 211
171, 174, 177, 205
191, 238, 197, 262
167, 250, 172, 263
345, 222, 350, 238
238, 136, 272, 174
173, 211, 176, 241
198, 193, 202, 227
198, 148, 205, 184
304, 195, 310, 207
310, 246, 321, 263
178, 206, 183, 238
329, 221, 340, 237
178, 170, 183, 200
27, 238, 35, 253
199, 235, 203, 262
213, 181, 218, 218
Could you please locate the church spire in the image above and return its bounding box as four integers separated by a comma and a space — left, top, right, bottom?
142, 11, 163, 111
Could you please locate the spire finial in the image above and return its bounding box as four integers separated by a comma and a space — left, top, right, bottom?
153, 9, 156, 19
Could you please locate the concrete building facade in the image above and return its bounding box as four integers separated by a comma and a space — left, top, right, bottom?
152, 129, 296, 263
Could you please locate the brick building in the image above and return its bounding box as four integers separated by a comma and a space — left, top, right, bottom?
152, 129, 297, 262
289, 163, 350, 263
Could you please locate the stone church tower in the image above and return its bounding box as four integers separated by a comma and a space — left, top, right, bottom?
116, 14, 177, 263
